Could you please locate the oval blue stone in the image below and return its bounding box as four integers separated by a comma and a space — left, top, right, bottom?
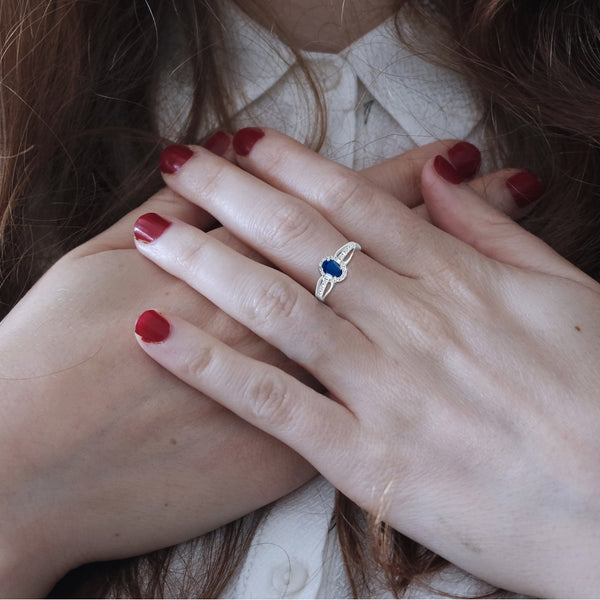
321, 259, 343, 277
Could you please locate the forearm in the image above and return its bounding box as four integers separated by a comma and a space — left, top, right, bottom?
0, 380, 71, 598
0, 560, 55, 598
0, 526, 66, 598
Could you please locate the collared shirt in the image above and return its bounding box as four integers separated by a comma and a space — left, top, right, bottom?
157, 1, 489, 169
157, 2, 502, 597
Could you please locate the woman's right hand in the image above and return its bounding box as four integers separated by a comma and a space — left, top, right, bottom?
0, 140, 523, 597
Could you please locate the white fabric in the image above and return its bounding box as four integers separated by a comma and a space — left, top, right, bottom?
157, 2, 504, 597
225, 478, 339, 598
221, 476, 498, 599
156, 1, 491, 170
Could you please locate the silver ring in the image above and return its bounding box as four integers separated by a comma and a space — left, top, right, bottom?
315, 242, 361, 301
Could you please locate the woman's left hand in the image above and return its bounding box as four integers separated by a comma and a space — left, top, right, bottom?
133, 128, 600, 598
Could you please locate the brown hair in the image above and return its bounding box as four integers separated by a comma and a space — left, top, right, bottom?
2, 0, 599, 597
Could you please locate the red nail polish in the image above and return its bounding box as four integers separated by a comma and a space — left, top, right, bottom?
447, 141, 481, 179
135, 310, 171, 343
134, 213, 172, 243
506, 171, 544, 207
433, 155, 464, 184
232, 127, 265, 156
160, 145, 194, 174
204, 131, 230, 156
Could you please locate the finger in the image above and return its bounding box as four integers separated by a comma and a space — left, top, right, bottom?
362, 140, 539, 223
203, 130, 236, 163
241, 126, 526, 228
421, 157, 595, 286
249, 129, 537, 222
133, 213, 370, 392
134, 310, 357, 466
158, 139, 457, 280
468, 168, 543, 219
411, 167, 540, 222
233, 128, 481, 213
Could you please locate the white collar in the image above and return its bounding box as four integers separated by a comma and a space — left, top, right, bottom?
220, 1, 481, 143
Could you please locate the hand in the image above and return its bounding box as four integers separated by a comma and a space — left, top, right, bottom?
134, 128, 600, 598
0, 138, 463, 597
0, 188, 319, 597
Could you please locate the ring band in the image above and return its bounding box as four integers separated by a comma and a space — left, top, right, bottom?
315, 242, 361, 301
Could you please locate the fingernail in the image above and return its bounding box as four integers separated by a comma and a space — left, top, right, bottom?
506, 171, 544, 207
135, 310, 171, 343
447, 141, 481, 179
232, 127, 265, 156
433, 155, 464, 184
134, 213, 172, 243
160, 145, 194, 174
204, 131, 230, 156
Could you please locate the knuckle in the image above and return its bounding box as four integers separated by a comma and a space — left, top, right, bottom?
264, 202, 314, 250
401, 295, 458, 359
425, 249, 488, 305
173, 236, 209, 275
247, 373, 294, 427
318, 171, 376, 216
185, 345, 215, 381
245, 278, 299, 324
417, 311, 454, 352
189, 160, 229, 201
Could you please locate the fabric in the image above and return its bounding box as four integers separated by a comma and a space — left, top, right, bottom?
156, 0, 492, 170
222, 476, 497, 599
156, 2, 504, 597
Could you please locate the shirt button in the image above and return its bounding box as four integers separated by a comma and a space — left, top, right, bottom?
312, 58, 344, 92
271, 561, 309, 596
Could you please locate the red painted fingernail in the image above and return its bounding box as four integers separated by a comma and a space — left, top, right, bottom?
506, 171, 544, 207
232, 127, 265, 156
204, 131, 230, 156
447, 141, 481, 179
433, 155, 464, 184
134, 213, 172, 243
160, 145, 194, 174
135, 310, 171, 343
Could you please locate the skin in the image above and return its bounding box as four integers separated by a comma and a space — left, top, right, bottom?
135, 129, 600, 597
0, 140, 516, 597
233, 0, 399, 52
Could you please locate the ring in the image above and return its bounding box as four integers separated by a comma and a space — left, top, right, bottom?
315, 242, 361, 301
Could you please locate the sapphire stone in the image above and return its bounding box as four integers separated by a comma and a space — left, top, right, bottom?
321, 259, 343, 278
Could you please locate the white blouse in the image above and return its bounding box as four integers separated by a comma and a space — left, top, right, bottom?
157, 2, 504, 597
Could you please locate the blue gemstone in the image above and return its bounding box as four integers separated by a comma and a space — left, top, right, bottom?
321, 259, 343, 277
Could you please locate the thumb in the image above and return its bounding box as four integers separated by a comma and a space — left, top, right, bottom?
421, 156, 594, 286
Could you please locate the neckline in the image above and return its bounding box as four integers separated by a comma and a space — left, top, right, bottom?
230, 0, 399, 55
